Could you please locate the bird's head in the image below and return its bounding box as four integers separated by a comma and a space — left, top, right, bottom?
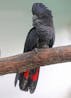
32, 3, 52, 18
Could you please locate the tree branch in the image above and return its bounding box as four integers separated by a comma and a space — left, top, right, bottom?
0, 45, 71, 75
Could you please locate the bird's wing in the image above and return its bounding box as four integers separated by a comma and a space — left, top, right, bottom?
24, 27, 38, 52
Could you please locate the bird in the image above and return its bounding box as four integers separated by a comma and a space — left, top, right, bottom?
14, 3, 55, 94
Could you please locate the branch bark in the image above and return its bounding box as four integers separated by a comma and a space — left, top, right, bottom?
0, 45, 71, 75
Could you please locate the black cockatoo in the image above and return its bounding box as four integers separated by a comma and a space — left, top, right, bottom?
15, 3, 55, 94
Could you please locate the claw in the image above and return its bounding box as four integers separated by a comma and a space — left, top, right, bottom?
34, 48, 38, 53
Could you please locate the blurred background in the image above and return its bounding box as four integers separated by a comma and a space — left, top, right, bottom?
0, 0, 71, 98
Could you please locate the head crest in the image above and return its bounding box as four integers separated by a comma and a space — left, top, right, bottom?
32, 3, 52, 17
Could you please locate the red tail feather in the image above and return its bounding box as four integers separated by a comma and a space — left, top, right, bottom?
24, 70, 30, 79
31, 68, 39, 81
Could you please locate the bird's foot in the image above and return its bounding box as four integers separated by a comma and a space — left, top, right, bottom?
42, 45, 49, 48
33, 48, 38, 54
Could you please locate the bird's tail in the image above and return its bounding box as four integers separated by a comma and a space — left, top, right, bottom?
15, 68, 40, 94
